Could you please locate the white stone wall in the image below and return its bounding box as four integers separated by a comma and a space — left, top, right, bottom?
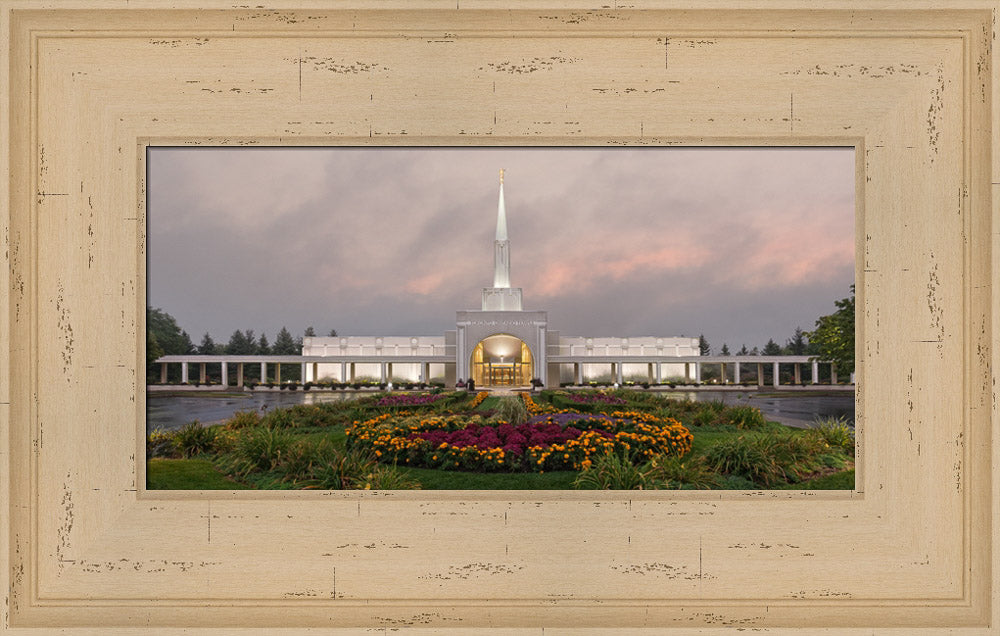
556, 336, 701, 357
302, 336, 446, 357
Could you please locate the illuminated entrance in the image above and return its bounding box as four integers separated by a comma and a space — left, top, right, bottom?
470, 334, 533, 387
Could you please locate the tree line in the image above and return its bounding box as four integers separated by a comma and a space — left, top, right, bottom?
147, 307, 338, 383
696, 285, 855, 374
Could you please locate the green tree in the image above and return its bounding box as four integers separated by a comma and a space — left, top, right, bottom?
785, 327, 808, 355
750, 346, 759, 355
720, 343, 730, 356
147, 307, 190, 355
762, 338, 782, 355
147, 330, 164, 368
198, 332, 216, 355
226, 330, 254, 355
304, 326, 316, 337
328, 328, 338, 337
272, 326, 298, 354
698, 334, 710, 356
258, 333, 270, 355
737, 344, 749, 356
806, 285, 856, 374
179, 330, 195, 354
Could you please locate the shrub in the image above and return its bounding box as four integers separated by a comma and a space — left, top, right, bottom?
573, 451, 658, 490
226, 409, 261, 430
704, 431, 835, 487
279, 438, 341, 482
703, 434, 781, 486
230, 426, 294, 474
725, 405, 768, 430
353, 464, 421, 490
647, 455, 722, 489
146, 428, 176, 458
261, 408, 296, 429
303, 449, 378, 489
172, 422, 217, 458
810, 416, 855, 455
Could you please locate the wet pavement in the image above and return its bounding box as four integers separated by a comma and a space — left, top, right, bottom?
146, 388, 854, 433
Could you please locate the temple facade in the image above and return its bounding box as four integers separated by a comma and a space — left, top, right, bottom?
300, 171, 699, 387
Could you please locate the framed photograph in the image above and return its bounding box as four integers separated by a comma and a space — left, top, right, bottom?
2, 2, 996, 632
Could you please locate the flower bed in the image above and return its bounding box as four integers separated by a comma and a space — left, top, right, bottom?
376, 393, 445, 407
346, 411, 692, 473
566, 393, 627, 405
469, 391, 489, 408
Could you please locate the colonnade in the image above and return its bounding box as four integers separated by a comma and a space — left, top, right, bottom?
561, 357, 840, 387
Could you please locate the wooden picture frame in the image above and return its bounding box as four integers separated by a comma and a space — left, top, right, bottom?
1, 2, 997, 632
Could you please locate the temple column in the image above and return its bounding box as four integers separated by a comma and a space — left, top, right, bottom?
275, 364, 281, 383
772, 361, 779, 388
616, 362, 623, 384
720, 362, 726, 384
301, 362, 307, 383
341, 362, 347, 382
575, 363, 583, 385
160, 363, 167, 384
312, 362, 319, 382
756, 363, 764, 387
647, 363, 654, 383
199, 363, 206, 384
734, 362, 741, 384
655, 362, 661, 383
261, 362, 267, 383
812, 360, 819, 384
350, 363, 356, 382
237, 363, 244, 387
794, 363, 801, 385
181, 362, 189, 384
684, 362, 690, 382
387, 362, 393, 381
830, 364, 838, 384
695, 362, 702, 383
221, 362, 228, 387
380, 362, 387, 383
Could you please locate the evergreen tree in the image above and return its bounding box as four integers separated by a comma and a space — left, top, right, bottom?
698, 334, 710, 356
272, 326, 297, 354
720, 343, 730, 356
806, 285, 856, 374
737, 344, 749, 356
785, 327, 808, 355
304, 326, 316, 337
762, 338, 782, 355
179, 330, 195, 354
226, 330, 253, 355
257, 333, 270, 355
750, 346, 760, 355
198, 332, 216, 355
328, 328, 338, 337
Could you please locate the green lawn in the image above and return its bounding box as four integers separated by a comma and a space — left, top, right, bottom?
147, 458, 250, 489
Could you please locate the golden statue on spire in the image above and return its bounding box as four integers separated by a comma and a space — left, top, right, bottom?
499, 168, 504, 184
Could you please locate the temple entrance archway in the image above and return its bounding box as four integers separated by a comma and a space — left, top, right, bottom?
469, 334, 533, 387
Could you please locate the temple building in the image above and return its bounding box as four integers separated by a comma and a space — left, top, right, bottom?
301, 170, 700, 387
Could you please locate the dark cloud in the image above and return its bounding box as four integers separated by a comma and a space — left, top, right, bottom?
147, 147, 854, 348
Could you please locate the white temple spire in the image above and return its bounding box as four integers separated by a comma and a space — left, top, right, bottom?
495, 168, 508, 241
482, 169, 522, 311
493, 169, 511, 288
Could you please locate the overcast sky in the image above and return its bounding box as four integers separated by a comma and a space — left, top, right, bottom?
147, 147, 855, 352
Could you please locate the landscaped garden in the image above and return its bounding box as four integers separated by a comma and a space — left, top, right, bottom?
147, 389, 855, 490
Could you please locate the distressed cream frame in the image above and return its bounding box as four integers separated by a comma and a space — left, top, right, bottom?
1, 1, 998, 632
